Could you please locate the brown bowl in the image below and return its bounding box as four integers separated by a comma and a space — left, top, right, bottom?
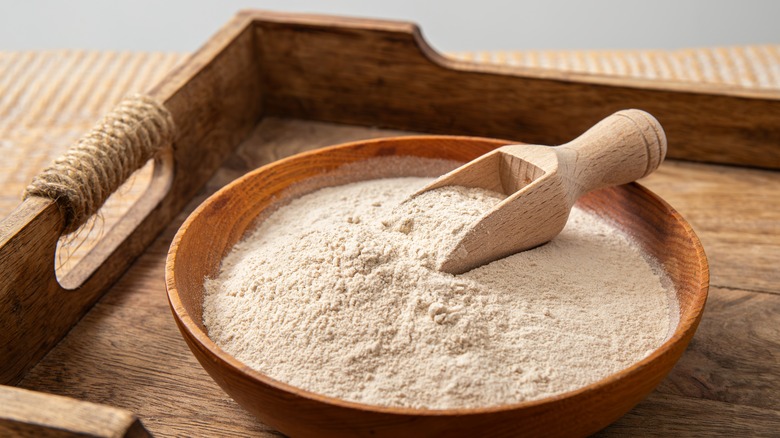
165, 136, 708, 437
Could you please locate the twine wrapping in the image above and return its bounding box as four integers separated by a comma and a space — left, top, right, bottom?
24, 94, 175, 234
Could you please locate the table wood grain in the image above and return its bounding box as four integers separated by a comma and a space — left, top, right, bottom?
18, 118, 780, 436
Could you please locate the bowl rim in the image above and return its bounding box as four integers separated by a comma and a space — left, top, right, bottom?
165, 135, 710, 416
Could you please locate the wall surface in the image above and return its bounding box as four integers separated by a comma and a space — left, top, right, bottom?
0, 0, 778, 52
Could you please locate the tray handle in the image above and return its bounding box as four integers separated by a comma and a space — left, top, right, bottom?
25, 94, 175, 235
0, 94, 177, 384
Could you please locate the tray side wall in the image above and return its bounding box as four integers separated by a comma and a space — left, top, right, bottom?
252, 12, 780, 169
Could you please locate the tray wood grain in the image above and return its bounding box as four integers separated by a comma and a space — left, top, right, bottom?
3, 9, 780, 388
18, 118, 780, 437
0, 385, 150, 437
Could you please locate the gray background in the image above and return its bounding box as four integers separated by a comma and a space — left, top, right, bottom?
1, 0, 778, 53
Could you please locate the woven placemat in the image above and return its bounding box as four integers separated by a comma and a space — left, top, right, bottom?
1, 47, 778, 275
451, 45, 780, 87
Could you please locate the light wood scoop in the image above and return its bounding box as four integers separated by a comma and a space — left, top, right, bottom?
417, 109, 667, 274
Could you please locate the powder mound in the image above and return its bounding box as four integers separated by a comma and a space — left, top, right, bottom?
382, 185, 505, 268
203, 176, 676, 410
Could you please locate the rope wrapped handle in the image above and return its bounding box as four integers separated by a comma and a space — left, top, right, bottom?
24, 94, 175, 234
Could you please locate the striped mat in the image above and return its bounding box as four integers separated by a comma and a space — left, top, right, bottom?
450, 46, 780, 88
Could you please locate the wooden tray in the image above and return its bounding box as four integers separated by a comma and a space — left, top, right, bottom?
2, 10, 779, 436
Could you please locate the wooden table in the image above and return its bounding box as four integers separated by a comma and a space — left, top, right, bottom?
10, 117, 778, 436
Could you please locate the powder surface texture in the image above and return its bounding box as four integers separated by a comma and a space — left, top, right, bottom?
203, 177, 676, 409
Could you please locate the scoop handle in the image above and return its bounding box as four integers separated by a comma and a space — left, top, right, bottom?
556, 109, 667, 195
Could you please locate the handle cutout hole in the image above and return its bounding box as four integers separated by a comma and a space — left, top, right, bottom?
55, 149, 173, 290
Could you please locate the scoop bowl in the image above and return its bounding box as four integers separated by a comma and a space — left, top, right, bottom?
417, 109, 667, 274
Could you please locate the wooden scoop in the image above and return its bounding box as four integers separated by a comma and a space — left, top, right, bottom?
418, 109, 667, 274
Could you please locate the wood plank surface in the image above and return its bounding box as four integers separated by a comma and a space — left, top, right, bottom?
598, 392, 780, 437
641, 161, 780, 294
18, 119, 780, 436
655, 286, 780, 410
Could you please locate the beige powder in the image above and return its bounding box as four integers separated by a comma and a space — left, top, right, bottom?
203, 175, 676, 409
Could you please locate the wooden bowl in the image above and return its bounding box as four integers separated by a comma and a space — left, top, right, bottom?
165, 136, 708, 437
